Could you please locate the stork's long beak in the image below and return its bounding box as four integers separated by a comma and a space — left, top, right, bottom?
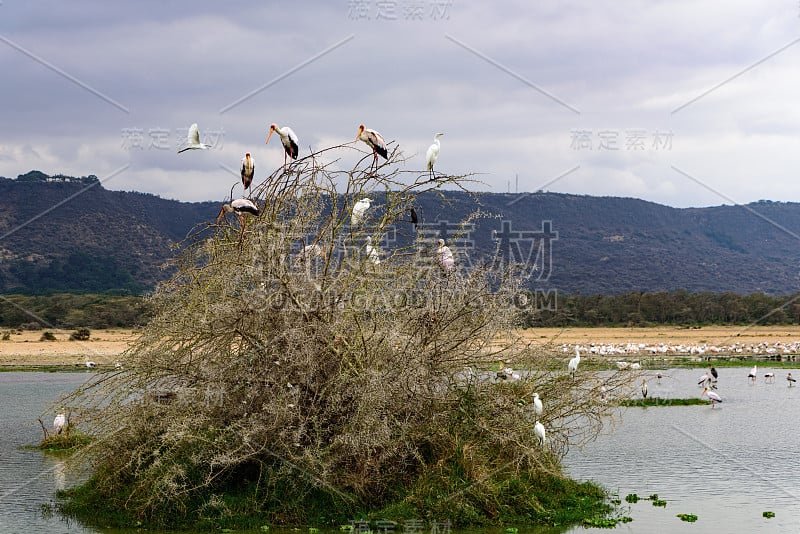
216, 207, 225, 224
265, 130, 273, 144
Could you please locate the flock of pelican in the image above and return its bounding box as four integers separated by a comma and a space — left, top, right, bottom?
562, 341, 800, 357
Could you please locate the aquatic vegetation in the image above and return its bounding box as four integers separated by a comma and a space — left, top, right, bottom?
652, 499, 667, 507
677, 513, 698, 522
625, 493, 640, 503
619, 397, 707, 407
763, 511, 775, 518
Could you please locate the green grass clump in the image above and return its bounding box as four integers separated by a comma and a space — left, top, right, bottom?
625, 493, 639, 503
619, 397, 708, 407
652, 499, 667, 507
37, 430, 92, 451
763, 511, 775, 518
677, 513, 698, 522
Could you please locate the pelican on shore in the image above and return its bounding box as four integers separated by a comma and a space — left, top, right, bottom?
177, 123, 211, 153
266, 124, 299, 166
701, 387, 722, 408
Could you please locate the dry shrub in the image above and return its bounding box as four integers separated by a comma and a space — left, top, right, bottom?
61, 144, 638, 527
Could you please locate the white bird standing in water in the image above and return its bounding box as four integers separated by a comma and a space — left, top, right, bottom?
568, 347, 581, 378
533, 421, 547, 447
351, 198, 372, 227
364, 236, 381, 265
53, 413, 66, 435
532, 392, 543, 417
266, 123, 299, 166
641, 379, 648, 398
436, 239, 455, 272
748, 365, 758, 384
177, 123, 211, 153
701, 387, 722, 408
425, 132, 444, 179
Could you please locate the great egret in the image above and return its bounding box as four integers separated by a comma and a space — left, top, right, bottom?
364, 236, 381, 265
351, 198, 372, 226
532, 392, 543, 417
177, 123, 211, 153
356, 124, 387, 167
425, 132, 444, 179
533, 421, 546, 447
53, 413, 66, 435
266, 123, 299, 165
568, 347, 581, 378
701, 387, 722, 408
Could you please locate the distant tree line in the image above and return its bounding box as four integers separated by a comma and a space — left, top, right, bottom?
2, 290, 799, 330
525, 290, 800, 327
0, 294, 150, 329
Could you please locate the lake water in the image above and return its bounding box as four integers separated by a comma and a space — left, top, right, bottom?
1, 369, 799, 533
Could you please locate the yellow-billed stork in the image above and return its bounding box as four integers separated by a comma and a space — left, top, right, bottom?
701, 387, 722, 408
217, 198, 260, 241
241, 152, 255, 193
266, 123, 299, 166
356, 124, 387, 166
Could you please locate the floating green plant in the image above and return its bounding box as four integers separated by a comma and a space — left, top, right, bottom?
677, 513, 698, 522
619, 397, 708, 407
652, 500, 667, 507
648, 494, 659, 501
763, 511, 775, 518
625, 493, 640, 503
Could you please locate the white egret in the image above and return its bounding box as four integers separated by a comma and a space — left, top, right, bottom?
355, 124, 387, 167
364, 236, 381, 265
53, 413, 66, 435
641, 379, 648, 399
532, 392, 543, 417
240, 152, 255, 193
266, 123, 299, 166
568, 347, 581, 378
425, 132, 444, 179
351, 198, 372, 226
436, 239, 455, 272
533, 421, 546, 447
701, 387, 722, 408
177, 123, 211, 153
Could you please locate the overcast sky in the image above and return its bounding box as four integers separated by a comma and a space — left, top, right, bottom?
1, 1, 798, 207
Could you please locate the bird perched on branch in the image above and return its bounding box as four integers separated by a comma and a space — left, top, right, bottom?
532, 392, 543, 417
240, 152, 255, 194
177, 123, 211, 153
533, 421, 547, 447
53, 413, 66, 435
266, 123, 299, 166
364, 236, 381, 265
217, 198, 260, 241
436, 239, 455, 273
356, 124, 387, 168
351, 198, 372, 227
425, 132, 444, 179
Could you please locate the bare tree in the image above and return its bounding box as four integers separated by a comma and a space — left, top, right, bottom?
60, 143, 638, 525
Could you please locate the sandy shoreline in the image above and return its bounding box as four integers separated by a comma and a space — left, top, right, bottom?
3, 325, 800, 366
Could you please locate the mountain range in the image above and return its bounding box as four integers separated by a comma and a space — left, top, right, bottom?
1, 171, 798, 295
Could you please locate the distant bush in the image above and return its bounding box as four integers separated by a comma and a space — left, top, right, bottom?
69, 328, 90, 341
1, 332, 10, 341
40, 331, 57, 341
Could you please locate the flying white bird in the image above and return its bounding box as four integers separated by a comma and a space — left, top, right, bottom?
266, 123, 299, 166
53, 413, 66, 435
748, 365, 757, 384
425, 132, 444, 179
364, 236, 381, 265
701, 387, 722, 408
533, 421, 547, 447
532, 392, 543, 417
436, 239, 455, 272
177, 123, 211, 153
641, 379, 648, 399
568, 347, 581, 378
356, 124, 387, 167
240, 152, 255, 193
351, 198, 372, 226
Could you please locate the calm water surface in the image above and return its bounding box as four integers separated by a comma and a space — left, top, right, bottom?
2, 369, 799, 533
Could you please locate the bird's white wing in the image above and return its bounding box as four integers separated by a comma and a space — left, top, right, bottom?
188, 123, 200, 144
